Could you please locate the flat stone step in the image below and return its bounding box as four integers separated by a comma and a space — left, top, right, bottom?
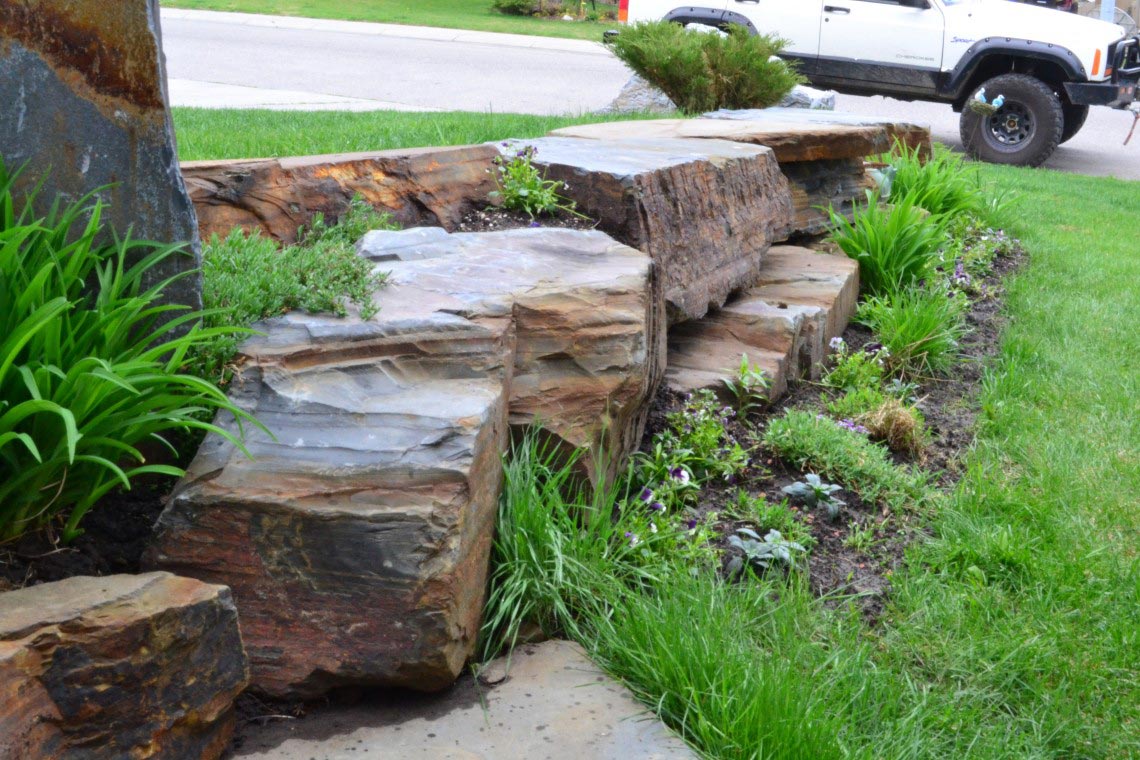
665, 247, 859, 400
500, 136, 793, 323
147, 228, 663, 699
233, 640, 697, 760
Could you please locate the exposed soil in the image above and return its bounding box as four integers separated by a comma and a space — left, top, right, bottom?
455, 206, 598, 233
0, 477, 175, 592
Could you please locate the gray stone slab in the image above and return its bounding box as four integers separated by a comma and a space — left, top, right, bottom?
356, 226, 453, 261
0, 0, 202, 311
234, 640, 696, 760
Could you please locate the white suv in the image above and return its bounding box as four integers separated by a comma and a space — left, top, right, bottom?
619, 0, 1140, 165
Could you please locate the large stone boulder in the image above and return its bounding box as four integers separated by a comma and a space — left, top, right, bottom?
502, 137, 794, 323
549, 116, 900, 236
147, 228, 663, 698
0, 0, 201, 309
704, 107, 933, 158
0, 573, 248, 760
182, 145, 498, 244
361, 228, 666, 472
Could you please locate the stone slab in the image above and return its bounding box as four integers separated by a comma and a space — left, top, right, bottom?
0, 573, 248, 760
181, 144, 497, 244
234, 640, 696, 760
361, 227, 666, 479
0, 0, 202, 310
750, 245, 860, 351
665, 246, 859, 399
502, 136, 793, 323
704, 108, 933, 158
551, 117, 891, 163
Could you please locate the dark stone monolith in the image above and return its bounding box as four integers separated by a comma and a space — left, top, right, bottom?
0, 0, 202, 309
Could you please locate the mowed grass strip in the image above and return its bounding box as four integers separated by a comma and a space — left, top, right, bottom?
172, 108, 670, 161
163, 0, 618, 40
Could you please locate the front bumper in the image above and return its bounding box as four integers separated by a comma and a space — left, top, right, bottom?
1065, 34, 1140, 108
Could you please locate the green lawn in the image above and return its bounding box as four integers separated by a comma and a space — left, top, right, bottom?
163, 0, 619, 40
172, 108, 669, 160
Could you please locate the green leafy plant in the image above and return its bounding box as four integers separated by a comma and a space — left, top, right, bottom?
726, 528, 806, 578
723, 353, 771, 417
829, 190, 948, 297
842, 521, 877, 552
647, 389, 748, 485
607, 21, 802, 114
723, 490, 814, 548
886, 142, 987, 218
781, 473, 845, 521
821, 336, 885, 392
490, 145, 581, 218
491, 0, 537, 15
196, 197, 392, 382
764, 409, 932, 513
0, 159, 257, 542
856, 285, 968, 378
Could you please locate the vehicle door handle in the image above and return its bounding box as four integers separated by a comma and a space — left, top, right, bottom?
824, 5, 850, 13
734, 0, 760, 4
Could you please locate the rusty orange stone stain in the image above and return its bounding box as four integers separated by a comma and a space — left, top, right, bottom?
1, 0, 164, 114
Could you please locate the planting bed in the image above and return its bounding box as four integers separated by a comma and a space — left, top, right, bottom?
638, 229, 1025, 617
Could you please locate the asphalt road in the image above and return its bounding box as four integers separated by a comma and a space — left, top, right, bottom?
162, 9, 1140, 180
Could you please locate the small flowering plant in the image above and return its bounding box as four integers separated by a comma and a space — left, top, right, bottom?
489, 144, 583, 219
822, 338, 888, 392
658, 389, 748, 483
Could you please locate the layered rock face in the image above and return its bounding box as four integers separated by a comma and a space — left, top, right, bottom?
147, 228, 662, 698
501, 137, 794, 323
0, 0, 201, 309
666, 246, 859, 401
550, 111, 932, 237
182, 145, 498, 244
0, 573, 248, 760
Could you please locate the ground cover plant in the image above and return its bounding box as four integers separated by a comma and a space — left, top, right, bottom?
194, 198, 393, 383
164, 0, 619, 40
0, 160, 253, 543
607, 21, 802, 114
479, 156, 1140, 756
171, 109, 674, 161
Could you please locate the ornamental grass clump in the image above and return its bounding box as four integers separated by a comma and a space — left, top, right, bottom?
608, 21, 802, 114
0, 159, 256, 542
885, 142, 988, 218
828, 190, 949, 297
856, 285, 969, 378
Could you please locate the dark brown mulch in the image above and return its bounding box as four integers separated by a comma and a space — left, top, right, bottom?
0, 477, 176, 591
454, 206, 598, 233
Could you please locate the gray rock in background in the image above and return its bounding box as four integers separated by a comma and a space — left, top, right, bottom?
602, 74, 835, 115
0, 0, 201, 310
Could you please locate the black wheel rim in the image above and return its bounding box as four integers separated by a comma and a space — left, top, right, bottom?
985, 102, 1035, 148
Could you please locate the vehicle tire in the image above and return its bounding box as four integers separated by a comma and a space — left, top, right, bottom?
1060, 102, 1090, 144
959, 74, 1064, 167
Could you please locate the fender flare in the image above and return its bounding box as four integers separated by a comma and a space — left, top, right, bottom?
662, 7, 759, 34
941, 38, 1086, 99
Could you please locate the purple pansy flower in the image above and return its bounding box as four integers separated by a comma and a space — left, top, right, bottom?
669, 467, 690, 484
639, 487, 654, 503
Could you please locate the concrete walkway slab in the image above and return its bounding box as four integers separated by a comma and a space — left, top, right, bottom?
234, 640, 696, 759
168, 79, 437, 111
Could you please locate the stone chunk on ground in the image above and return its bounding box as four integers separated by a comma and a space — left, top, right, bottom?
501, 136, 794, 323
0, 573, 248, 760
233, 640, 697, 760
666, 247, 859, 400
